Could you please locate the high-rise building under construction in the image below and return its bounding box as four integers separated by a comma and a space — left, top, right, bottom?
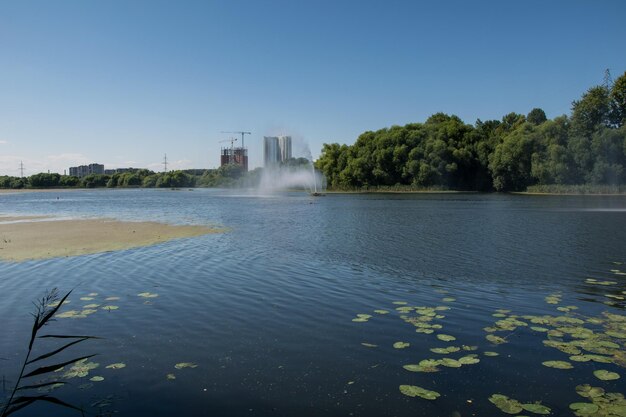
264, 135, 291, 167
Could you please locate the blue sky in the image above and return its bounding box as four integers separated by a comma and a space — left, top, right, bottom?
1, 0, 625, 175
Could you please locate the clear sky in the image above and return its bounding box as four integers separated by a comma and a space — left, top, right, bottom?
1, 0, 625, 176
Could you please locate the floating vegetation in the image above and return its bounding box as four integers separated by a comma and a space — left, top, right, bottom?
484, 351, 499, 357
373, 309, 389, 314
593, 369, 620, 380
83, 303, 100, 309
138, 292, 159, 298
361, 343, 377, 348
442, 297, 456, 302
436, 334, 456, 342
352, 314, 372, 323
174, 362, 198, 369
399, 385, 440, 400
542, 360, 573, 369
486, 334, 507, 344
80, 297, 94, 301
89, 376, 104, 382
585, 278, 617, 286
105, 363, 126, 370
545, 293, 562, 304
101, 305, 119, 311
489, 394, 551, 415
166, 373, 176, 380
392, 301, 407, 305
430, 346, 460, 354
571, 384, 626, 417
105, 296, 120, 301
393, 342, 410, 349
63, 359, 100, 379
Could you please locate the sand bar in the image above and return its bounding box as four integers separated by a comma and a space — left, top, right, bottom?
0, 216, 221, 262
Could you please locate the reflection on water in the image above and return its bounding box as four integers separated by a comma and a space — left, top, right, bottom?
0, 190, 625, 416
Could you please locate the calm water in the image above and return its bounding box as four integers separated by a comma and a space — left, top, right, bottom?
0, 189, 625, 417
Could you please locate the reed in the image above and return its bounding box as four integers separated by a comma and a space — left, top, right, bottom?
0, 289, 98, 417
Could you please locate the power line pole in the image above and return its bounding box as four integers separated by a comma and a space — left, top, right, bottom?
19, 161, 24, 178
603, 68, 614, 89
163, 154, 168, 172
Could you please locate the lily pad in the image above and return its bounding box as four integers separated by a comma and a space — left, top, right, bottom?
569, 402, 600, 415
393, 342, 410, 349
521, 403, 551, 415
488, 394, 523, 414
399, 385, 440, 400
593, 370, 620, 380
575, 384, 605, 398
361, 343, 377, 348
484, 351, 499, 357
105, 296, 120, 301
542, 360, 573, 369
89, 376, 104, 382
458, 355, 480, 365
436, 334, 456, 342
373, 309, 389, 314
166, 373, 176, 380
101, 305, 119, 311
105, 363, 126, 370
138, 292, 159, 298
174, 362, 198, 369
442, 297, 456, 302
486, 334, 506, 344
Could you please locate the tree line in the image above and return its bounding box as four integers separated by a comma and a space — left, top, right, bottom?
315, 71, 626, 191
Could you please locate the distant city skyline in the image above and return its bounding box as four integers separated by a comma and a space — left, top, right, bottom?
1, 1, 625, 176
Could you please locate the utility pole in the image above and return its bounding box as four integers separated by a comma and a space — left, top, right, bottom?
19, 161, 24, 178
163, 154, 168, 172
603, 68, 614, 89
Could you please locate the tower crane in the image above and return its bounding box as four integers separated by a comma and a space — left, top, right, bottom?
219, 138, 238, 164
220, 131, 251, 148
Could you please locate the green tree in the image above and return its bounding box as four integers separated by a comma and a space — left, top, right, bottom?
571, 86, 610, 136
527, 108, 547, 125
609, 71, 626, 127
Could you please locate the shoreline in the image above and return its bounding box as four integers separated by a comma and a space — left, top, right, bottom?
0, 215, 223, 262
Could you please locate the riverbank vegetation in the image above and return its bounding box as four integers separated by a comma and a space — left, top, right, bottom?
316, 71, 626, 192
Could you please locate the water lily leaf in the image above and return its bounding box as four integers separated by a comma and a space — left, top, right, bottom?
440, 358, 462, 368
458, 355, 480, 365
101, 306, 118, 311
486, 334, 506, 344
430, 346, 460, 354
462, 345, 478, 351
361, 343, 377, 348
436, 334, 456, 342
105, 363, 126, 370
569, 402, 599, 415
484, 351, 499, 357
606, 331, 626, 339
83, 304, 100, 309
138, 292, 159, 298
399, 385, 440, 400
488, 394, 523, 414
89, 376, 104, 382
373, 310, 389, 314
166, 373, 176, 380
492, 313, 507, 318
575, 384, 605, 398
415, 328, 434, 334
105, 297, 120, 301
393, 342, 410, 349
593, 369, 620, 380
542, 360, 573, 369
392, 301, 407, 305
80, 297, 94, 301
521, 403, 551, 414
530, 327, 549, 332
442, 297, 456, 302
174, 362, 197, 369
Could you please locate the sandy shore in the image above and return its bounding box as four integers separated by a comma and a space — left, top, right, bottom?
0, 216, 221, 262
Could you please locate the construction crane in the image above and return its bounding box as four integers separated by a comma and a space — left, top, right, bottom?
219, 138, 238, 164
221, 131, 251, 148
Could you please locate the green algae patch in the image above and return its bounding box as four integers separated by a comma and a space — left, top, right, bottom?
399, 385, 440, 400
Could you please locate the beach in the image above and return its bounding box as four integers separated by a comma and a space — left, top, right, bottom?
0, 216, 220, 262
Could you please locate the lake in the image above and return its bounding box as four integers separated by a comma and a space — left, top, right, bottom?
1, 189, 625, 417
